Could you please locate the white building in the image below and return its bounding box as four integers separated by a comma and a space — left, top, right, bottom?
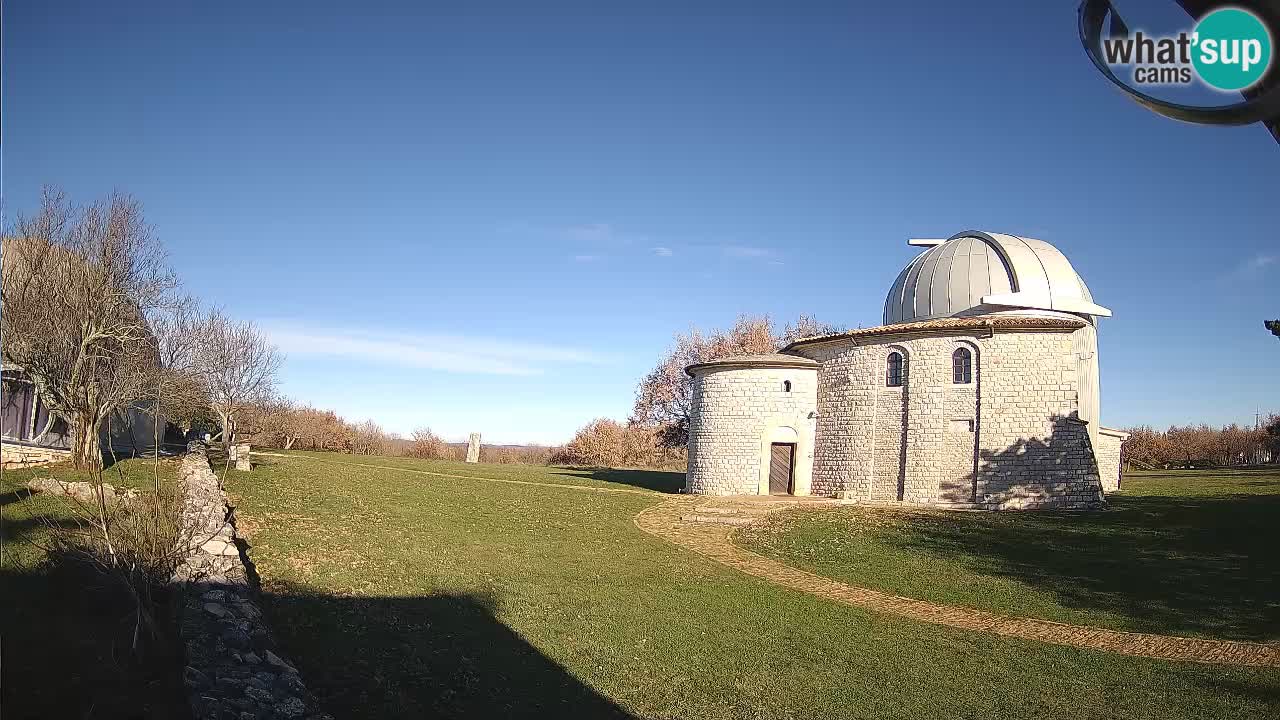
685, 231, 1128, 510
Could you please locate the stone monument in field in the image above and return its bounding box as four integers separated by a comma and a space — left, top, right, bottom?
465, 433, 481, 463
234, 443, 252, 471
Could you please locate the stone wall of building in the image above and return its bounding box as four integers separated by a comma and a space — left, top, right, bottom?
1, 442, 71, 469
872, 386, 906, 501
686, 366, 817, 495
792, 323, 1106, 509
974, 328, 1103, 509
1096, 429, 1128, 493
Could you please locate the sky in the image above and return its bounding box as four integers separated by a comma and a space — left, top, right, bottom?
3, 0, 1277, 444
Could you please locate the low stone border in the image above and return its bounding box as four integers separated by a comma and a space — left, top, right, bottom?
26, 476, 139, 504
173, 443, 331, 720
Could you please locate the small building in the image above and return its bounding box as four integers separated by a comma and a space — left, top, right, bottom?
1, 363, 165, 468
685, 231, 1128, 510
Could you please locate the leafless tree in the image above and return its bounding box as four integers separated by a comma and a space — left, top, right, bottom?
549, 418, 685, 469
407, 426, 452, 459
631, 314, 841, 447
777, 313, 841, 347
347, 418, 390, 455
146, 294, 213, 436
1123, 419, 1276, 468
189, 309, 281, 452
1, 188, 177, 470
249, 397, 305, 449
3, 190, 211, 657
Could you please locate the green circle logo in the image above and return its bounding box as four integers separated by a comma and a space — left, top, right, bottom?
1191, 7, 1273, 91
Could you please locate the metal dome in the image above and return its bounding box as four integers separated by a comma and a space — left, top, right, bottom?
882, 231, 1111, 325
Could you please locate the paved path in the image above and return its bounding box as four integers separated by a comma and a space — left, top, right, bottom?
634, 496, 1280, 668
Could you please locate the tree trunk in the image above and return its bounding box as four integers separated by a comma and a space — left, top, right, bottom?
215, 410, 232, 454
72, 414, 104, 471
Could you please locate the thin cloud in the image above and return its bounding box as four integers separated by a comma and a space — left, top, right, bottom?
723, 245, 778, 260
1226, 252, 1278, 281
563, 223, 617, 243
652, 246, 673, 257
572, 254, 601, 263
263, 323, 609, 376
1244, 253, 1277, 271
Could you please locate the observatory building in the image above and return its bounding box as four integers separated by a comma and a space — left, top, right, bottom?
684, 231, 1128, 510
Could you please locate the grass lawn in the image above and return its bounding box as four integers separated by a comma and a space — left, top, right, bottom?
1, 457, 189, 719
227, 452, 1280, 719
738, 467, 1280, 643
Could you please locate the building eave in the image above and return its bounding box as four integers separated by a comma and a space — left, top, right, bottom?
784, 315, 1088, 352
685, 354, 820, 377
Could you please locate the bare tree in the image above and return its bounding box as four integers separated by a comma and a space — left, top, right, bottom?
251, 397, 306, 449
1123, 420, 1276, 468
189, 309, 281, 452
407, 427, 452, 459
1, 188, 177, 470
348, 419, 390, 455
778, 313, 842, 347
550, 418, 682, 468
146, 295, 213, 439
631, 314, 841, 447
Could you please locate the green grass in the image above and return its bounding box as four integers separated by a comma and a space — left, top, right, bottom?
281, 449, 687, 492
226, 452, 1280, 719
1, 456, 187, 719
738, 467, 1280, 643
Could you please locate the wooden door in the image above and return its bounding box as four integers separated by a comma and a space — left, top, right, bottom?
769, 443, 795, 495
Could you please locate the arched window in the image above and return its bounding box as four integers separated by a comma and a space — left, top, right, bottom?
886, 352, 904, 387
952, 348, 973, 384
782, 380, 792, 393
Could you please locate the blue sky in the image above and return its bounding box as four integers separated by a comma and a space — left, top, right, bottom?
4, 0, 1277, 444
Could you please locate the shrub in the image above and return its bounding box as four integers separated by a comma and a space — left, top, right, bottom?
407, 427, 454, 460
551, 418, 687, 469
1123, 417, 1277, 468
37, 465, 192, 656
484, 445, 554, 465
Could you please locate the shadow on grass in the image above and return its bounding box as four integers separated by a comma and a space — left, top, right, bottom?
895, 418, 1280, 640
0, 557, 189, 720
880, 489, 1280, 640
550, 467, 685, 494
258, 580, 634, 719
0, 488, 29, 507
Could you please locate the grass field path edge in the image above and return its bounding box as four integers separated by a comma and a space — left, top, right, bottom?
278, 453, 659, 495
633, 497, 1280, 668
264, 453, 1279, 667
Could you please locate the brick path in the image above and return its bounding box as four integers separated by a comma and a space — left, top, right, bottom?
634, 496, 1280, 667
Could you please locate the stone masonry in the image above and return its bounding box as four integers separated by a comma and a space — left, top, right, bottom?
789, 323, 1107, 509
682, 233, 1126, 510
174, 443, 330, 720
1095, 428, 1128, 492
686, 364, 818, 495
1, 442, 71, 469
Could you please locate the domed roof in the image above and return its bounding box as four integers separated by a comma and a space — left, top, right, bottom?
882, 231, 1111, 325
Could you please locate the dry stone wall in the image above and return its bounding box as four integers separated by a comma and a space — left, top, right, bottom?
174, 444, 330, 720
686, 367, 817, 495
